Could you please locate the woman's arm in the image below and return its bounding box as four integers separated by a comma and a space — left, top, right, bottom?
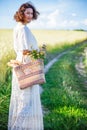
23, 49, 30, 55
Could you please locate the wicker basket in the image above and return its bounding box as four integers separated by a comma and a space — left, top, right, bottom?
14, 59, 46, 89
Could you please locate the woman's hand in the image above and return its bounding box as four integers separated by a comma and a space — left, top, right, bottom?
23, 50, 31, 55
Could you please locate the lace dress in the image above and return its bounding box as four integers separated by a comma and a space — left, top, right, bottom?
8, 22, 44, 130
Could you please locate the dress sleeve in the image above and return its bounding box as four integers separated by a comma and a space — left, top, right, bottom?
13, 26, 30, 53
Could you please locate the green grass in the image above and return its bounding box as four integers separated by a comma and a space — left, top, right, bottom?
41, 42, 87, 130
0, 73, 11, 130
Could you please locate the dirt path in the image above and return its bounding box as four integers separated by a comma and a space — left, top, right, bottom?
39, 40, 87, 94
39, 50, 70, 93
75, 54, 87, 98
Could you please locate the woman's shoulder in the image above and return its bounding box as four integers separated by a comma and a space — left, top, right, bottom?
14, 23, 29, 34
15, 23, 26, 30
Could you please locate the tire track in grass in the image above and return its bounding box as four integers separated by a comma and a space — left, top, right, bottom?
40, 40, 87, 94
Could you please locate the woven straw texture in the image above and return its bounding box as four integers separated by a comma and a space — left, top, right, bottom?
14, 59, 45, 89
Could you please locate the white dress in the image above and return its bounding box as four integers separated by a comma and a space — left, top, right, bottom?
8, 22, 44, 130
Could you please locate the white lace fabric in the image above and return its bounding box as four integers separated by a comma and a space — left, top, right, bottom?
8, 23, 44, 130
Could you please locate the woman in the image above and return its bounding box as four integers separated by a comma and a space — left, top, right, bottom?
8, 2, 44, 130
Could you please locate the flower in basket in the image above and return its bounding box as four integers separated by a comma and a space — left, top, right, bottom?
7, 44, 46, 67
27, 44, 46, 60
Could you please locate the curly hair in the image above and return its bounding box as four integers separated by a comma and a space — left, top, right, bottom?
14, 2, 40, 23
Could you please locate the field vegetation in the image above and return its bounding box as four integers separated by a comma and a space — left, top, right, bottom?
0, 29, 87, 129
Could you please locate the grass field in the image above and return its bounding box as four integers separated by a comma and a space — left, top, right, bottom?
0, 29, 87, 129
42, 41, 87, 130
0, 29, 87, 59
0, 29, 87, 82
